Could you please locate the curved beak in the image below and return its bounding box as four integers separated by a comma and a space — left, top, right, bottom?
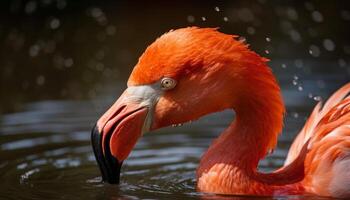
91, 86, 159, 184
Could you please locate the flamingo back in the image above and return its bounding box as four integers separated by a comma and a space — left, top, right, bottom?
285, 83, 350, 197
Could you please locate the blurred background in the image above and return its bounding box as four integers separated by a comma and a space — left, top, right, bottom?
1, 0, 349, 114
0, 1, 349, 199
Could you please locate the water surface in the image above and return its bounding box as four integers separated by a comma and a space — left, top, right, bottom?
0, 74, 347, 200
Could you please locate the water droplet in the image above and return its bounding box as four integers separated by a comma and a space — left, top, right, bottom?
64, 58, 73, 68
49, 18, 60, 30
20, 168, 40, 184
265, 37, 271, 42
238, 36, 246, 43
298, 85, 303, 91
214, 6, 220, 12
247, 27, 256, 35
223, 17, 228, 22
36, 75, 45, 86
90, 7, 107, 26
25, 1, 37, 14
292, 75, 299, 86
292, 112, 299, 118
201, 16, 206, 21
323, 39, 335, 51
289, 29, 301, 43
340, 10, 350, 21
313, 96, 322, 101
311, 11, 323, 23
187, 15, 195, 23
286, 7, 298, 20
338, 58, 346, 67
29, 44, 40, 57
308, 93, 313, 98
91, 7, 103, 18
264, 50, 270, 54
309, 45, 321, 57
17, 163, 28, 170
292, 79, 298, 85
281, 64, 287, 69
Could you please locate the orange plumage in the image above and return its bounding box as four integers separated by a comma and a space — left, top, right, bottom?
95, 27, 350, 198
131, 27, 350, 197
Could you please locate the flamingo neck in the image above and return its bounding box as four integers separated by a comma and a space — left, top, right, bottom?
199, 66, 285, 169
196, 66, 305, 194
197, 96, 284, 175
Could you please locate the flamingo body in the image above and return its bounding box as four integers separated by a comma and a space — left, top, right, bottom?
92, 27, 350, 198
197, 83, 350, 197
290, 85, 350, 197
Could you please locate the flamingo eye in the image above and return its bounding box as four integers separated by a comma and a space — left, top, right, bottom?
160, 77, 177, 90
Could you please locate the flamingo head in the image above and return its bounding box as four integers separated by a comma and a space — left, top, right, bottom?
91, 27, 272, 183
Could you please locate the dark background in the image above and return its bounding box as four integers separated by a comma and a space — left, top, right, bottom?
0, 0, 349, 113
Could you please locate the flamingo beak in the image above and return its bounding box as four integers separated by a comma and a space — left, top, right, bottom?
91, 86, 159, 184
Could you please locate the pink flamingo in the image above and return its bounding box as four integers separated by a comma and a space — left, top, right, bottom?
91, 27, 350, 198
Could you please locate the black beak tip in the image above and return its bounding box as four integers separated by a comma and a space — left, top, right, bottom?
91, 124, 122, 184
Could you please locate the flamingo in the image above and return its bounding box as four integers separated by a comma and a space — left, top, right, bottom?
91, 27, 350, 198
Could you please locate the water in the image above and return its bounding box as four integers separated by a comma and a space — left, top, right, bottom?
0, 103, 287, 199
0, 74, 347, 199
